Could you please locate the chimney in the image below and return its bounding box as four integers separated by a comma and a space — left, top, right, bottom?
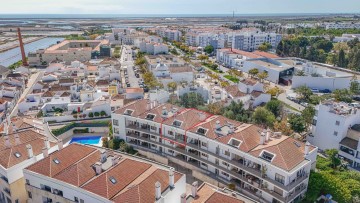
191, 181, 198, 197
260, 131, 266, 145
215, 120, 221, 130
266, 128, 271, 142
4, 135, 11, 148
26, 144, 34, 158
155, 181, 162, 200
228, 122, 234, 134
305, 141, 310, 155
42, 147, 48, 158
198, 112, 206, 121
57, 139, 63, 150
112, 156, 120, 166
94, 162, 102, 175
100, 149, 107, 163
44, 137, 50, 149
15, 133, 21, 145
169, 167, 175, 188
180, 193, 187, 203
147, 100, 152, 110
162, 106, 168, 117
17, 28, 28, 66
153, 100, 158, 107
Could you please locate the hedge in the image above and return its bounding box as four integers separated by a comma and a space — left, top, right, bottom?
51, 121, 110, 136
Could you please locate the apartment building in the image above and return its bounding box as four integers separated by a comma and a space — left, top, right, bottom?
28, 40, 110, 66
112, 99, 318, 203
325, 22, 360, 30
156, 29, 182, 42
308, 101, 360, 168
216, 48, 263, 68
23, 143, 186, 203
185, 32, 225, 49
0, 120, 58, 203
139, 42, 169, 55
232, 33, 282, 52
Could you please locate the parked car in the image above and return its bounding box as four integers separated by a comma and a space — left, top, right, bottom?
320, 89, 331, 93
311, 88, 320, 93
300, 102, 309, 107
126, 83, 131, 87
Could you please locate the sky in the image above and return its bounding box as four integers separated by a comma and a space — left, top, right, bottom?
1, 0, 360, 14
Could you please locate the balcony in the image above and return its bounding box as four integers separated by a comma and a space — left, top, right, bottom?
126, 133, 308, 194
126, 124, 159, 136
3, 188, 10, 196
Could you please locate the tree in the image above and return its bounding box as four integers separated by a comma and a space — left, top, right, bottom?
252, 107, 276, 127
338, 49, 347, 67
258, 42, 272, 51
94, 112, 100, 117
257, 71, 268, 82
273, 117, 293, 136
100, 111, 107, 117
102, 137, 109, 148
325, 149, 341, 169
295, 85, 313, 101
119, 141, 128, 152
198, 54, 209, 62
223, 101, 250, 122
333, 89, 353, 103
179, 92, 205, 108
266, 87, 283, 98
276, 40, 284, 56
207, 102, 224, 115
167, 82, 178, 93
350, 76, 360, 95
288, 114, 306, 133
88, 112, 94, 118
248, 68, 259, 78
204, 45, 214, 54
295, 70, 306, 76
265, 99, 283, 118
302, 106, 316, 129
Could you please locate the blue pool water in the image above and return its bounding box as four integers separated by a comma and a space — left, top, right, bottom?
70, 136, 101, 145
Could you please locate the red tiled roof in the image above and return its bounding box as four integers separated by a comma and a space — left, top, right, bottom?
82, 159, 151, 199
224, 85, 246, 98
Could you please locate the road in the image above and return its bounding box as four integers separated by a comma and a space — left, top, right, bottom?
120, 45, 140, 88
278, 92, 305, 112
10, 71, 43, 117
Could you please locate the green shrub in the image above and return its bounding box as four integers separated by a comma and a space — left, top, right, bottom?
73, 128, 89, 134
88, 112, 94, 118
94, 112, 100, 117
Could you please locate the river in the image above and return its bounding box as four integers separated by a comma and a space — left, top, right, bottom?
0, 37, 64, 67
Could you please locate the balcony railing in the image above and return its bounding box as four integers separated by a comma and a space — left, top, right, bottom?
126, 132, 309, 193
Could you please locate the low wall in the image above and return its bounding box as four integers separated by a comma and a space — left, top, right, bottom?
291, 76, 355, 91
192, 170, 227, 188
136, 149, 168, 165
55, 127, 108, 141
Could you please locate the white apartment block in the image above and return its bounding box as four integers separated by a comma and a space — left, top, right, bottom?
185, 32, 225, 49
232, 33, 282, 52
0, 120, 59, 203
156, 29, 182, 42
308, 101, 360, 168
112, 99, 318, 203
325, 22, 360, 30
139, 42, 169, 55
216, 48, 263, 68
23, 143, 186, 203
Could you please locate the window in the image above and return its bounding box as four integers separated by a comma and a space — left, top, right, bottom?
168, 149, 174, 154
228, 138, 241, 148
335, 121, 340, 126
260, 151, 274, 162
26, 179, 30, 185
53, 158, 60, 164
201, 163, 208, 167
197, 128, 207, 135
201, 153, 208, 158
146, 114, 156, 120
275, 173, 285, 185
340, 146, 354, 156
201, 142, 207, 148
74, 197, 79, 202
113, 119, 119, 126
224, 151, 230, 156
109, 176, 117, 184
80, 200, 84, 203
124, 109, 134, 115
15, 200, 19, 203
14, 152, 21, 158
150, 126, 157, 130
40, 184, 51, 192
222, 161, 229, 167
172, 120, 182, 127
221, 171, 229, 177
168, 131, 173, 136
28, 191, 32, 198
114, 128, 119, 134
150, 135, 156, 139
333, 131, 338, 136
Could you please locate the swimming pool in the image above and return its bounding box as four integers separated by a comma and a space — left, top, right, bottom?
69, 136, 102, 145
